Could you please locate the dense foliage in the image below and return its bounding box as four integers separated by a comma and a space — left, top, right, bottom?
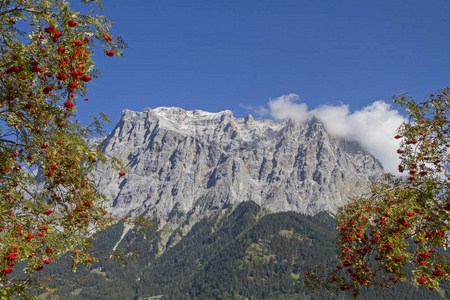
306, 89, 450, 297
0, 0, 128, 297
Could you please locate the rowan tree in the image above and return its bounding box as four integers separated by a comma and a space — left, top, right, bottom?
0, 0, 132, 298
305, 88, 450, 297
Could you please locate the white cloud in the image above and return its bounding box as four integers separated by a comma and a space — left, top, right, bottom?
268, 94, 309, 122
313, 104, 352, 137
315, 101, 406, 174
248, 94, 407, 174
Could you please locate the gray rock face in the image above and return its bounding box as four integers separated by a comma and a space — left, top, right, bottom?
94, 107, 383, 226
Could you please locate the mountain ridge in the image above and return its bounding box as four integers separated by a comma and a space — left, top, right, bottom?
93, 106, 383, 228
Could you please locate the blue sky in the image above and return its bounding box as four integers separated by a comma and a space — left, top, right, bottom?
74, 0, 449, 171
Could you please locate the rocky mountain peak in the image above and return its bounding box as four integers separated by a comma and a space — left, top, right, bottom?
94, 107, 383, 227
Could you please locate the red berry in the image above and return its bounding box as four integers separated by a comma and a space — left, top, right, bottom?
57, 73, 67, 80
64, 101, 74, 109
68, 20, 78, 27
417, 278, 427, 284
34, 265, 44, 271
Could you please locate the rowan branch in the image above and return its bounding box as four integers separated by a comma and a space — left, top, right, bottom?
0, 5, 43, 17
0, 138, 25, 147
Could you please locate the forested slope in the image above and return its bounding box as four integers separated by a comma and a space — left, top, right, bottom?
37, 202, 449, 299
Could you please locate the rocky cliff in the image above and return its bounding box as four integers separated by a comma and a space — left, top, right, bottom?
93, 107, 383, 226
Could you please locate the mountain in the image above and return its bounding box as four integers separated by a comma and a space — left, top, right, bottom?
93, 107, 383, 228
37, 109, 448, 299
